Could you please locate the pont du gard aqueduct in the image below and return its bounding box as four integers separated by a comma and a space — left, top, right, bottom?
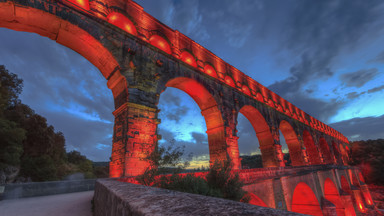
0, 0, 377, 215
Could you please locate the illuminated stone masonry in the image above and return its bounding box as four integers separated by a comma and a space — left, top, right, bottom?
0, 0, 376, 214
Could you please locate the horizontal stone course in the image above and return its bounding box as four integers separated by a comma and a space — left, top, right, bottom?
94, 179, 303, 216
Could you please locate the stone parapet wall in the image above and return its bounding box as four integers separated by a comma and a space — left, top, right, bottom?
1, 179, 96, 200
94, 179, 303, 216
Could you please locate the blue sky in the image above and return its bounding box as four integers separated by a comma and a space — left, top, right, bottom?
1, 0, 384, 165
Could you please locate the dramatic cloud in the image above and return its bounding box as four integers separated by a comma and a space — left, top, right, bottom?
339, 68, 379, 88
165, 106, 189, 123
368, 50, 384, 63
345, 92, 365, 100
268, 0, 384, 121
367, 84, 384, 94
330, 115, 384, 141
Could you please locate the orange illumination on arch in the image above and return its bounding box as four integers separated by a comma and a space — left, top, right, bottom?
65, 0, 90, 11
242, 85, 251, 96
149, 35, 172, 54
324, 178, 344, 216
203, 64, 218, 78
180, 51, 197, 68
279, 120, 306, 166
107, 12, 137, 36
303, 130, 322, 165
358, 172, 365, 183
340, 176, 356, 216
340, 176, 351, 194
249, 193, 267, 207
255, 93, 264, 102
239, 105, 280, 167
224, 76, 235, 87
292, 182, 322, 216
319, 137, 334, 164
165, 77, 232, 168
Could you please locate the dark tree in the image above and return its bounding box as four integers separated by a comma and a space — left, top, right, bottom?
350, 139, 384, 185
0, 66, 25, 168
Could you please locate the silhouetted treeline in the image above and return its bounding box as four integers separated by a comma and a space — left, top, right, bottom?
240, 153, 291, 169
0, 65, 108, 182
350, 139, 384, 185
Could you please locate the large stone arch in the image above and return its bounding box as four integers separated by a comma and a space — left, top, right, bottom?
279, 120, 306, 166
291, 182, 323, 216
324, 178, 344, 215
0, 2, 130, 177
239, 105, 279, 167
163, 77, 231, 167
302, 130, 322, 165
319, 137, 334, 164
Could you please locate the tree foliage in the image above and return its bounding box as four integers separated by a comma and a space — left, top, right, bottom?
350, 139, 384, 185
0, 66, 25, 169
0, 65, 99, 182
136, 142, 249, 202
0, 65, 23, 112
136, 142, 190, 186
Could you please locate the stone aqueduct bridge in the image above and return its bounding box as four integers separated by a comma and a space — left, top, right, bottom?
0, 0, 375, 215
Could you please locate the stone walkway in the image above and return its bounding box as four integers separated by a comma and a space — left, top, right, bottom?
0, 191, 93, 216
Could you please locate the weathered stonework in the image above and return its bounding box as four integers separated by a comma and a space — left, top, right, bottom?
94, 179, 302, 216
0, 0, 375, 214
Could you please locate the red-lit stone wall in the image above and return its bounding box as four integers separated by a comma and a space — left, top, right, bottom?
0, 0, 376, 214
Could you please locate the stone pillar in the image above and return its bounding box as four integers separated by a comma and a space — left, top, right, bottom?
110, 102, 159, 177
273, 177, 288, 211
208, 106, 242, 170
360, 184, 374, 206
226, 134, 241, 170
269, 127, 287, 167
351, 188, 366, 213
340, 191, 356, 216
297, 135, 309, 165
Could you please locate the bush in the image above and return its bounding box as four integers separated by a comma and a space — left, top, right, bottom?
20, 155, 58, 181
206, 160, 249, 202
136, 142, 249, 203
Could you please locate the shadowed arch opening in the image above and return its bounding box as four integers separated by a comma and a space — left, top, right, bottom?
165, 77, 234, 167
292, 182, 323, 216
0, 3, 129, 177
239, 105, 279, 167
319, 137, 334, 164
279, 120, 305, 166
249, 193, 267, 207
324, 178, 344, 216
303, 130, 322, 165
